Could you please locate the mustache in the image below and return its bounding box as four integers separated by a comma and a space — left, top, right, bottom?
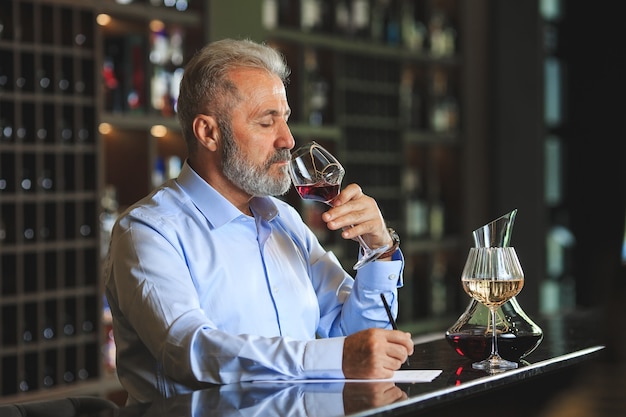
266, 149, 292, 166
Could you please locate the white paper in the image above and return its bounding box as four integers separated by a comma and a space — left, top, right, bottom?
255, 370, 442, 384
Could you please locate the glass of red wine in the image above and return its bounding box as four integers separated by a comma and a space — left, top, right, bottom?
289, 141, 389, 270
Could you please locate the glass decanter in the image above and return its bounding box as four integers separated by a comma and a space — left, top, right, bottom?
446, 209, 543, 363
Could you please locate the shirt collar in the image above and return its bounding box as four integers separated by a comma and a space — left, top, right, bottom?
176, 160, 280, 228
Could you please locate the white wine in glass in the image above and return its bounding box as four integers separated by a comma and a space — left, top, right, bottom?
289, 141, 390, 270
461, 247, 524, 372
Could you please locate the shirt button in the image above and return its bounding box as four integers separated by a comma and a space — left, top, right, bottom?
272, 286, 279, 293
388, 274, 397, 281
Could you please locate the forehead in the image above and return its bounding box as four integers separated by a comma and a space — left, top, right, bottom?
229, 67, 286, 99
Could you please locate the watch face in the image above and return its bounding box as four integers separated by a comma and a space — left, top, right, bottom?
388, 228, 399, 246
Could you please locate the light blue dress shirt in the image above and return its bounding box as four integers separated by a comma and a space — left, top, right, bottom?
104, 161, 404, 404
145, 382, 349, 417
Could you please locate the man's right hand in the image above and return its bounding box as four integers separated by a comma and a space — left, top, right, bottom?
342, 328, 414, 379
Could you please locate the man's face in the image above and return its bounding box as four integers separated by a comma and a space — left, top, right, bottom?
220, 68, 295, 197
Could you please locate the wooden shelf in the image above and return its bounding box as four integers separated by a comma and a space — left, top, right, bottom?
268, 28, 461, 65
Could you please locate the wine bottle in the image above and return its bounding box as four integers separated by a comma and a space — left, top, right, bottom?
103, 37, 124, 112
167, 156, 182, 179
0, 117, 12, 142
37, 69, 51, 92
302, 49, 330, 126
370, 0, 385, 42
152, 157, 166, 188
262, 0, 279, 29
59, 56, 73, 94
58, 72, 71, 93
0, 5, 13, 41
62, 314, 75, 337
429, 180, 445, 240
63, 370, 75, 383
18, 372, 33, 392
79, 223, 92, 238
0, 61, 9, 91
278, 0, 298, 28
81, 318, 94, 333
384, 0, 401, 45
401, 1, 427, 51
334, 0, 351, 35
399, 68, 424, 129
430, 253, 448, 316
59, 118, 73, 144
37, 127, 48, 141
429, 70, 458, 133
0, 218, 6, 242
351, 0, 371, 38
300, 0, 322, 32
38, 169, 53, 191
22, 320, 34, 343
20, 168, 33, 191
126, 35, 146, 113
316, 0, 334, 33
428, 11, 456, 56
42, 365, 55, 388
403, 167, 429, 237
23, 303, 37, 342
42, 317, 55, 340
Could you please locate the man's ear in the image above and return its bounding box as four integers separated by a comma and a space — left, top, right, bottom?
192, 114, 219, 152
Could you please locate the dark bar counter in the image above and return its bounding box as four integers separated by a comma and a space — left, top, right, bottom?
0, 310, 607, 417
111, 310, 604, 417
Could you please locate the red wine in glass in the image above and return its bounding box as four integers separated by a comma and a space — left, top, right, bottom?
295, 182, 340, 205
289, 141, 390, 270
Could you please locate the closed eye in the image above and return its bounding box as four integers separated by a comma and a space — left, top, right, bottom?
259, 110, 290, 127
259, 118, 274, 127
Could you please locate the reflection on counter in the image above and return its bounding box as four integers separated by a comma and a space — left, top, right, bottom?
126, 381, 407, 417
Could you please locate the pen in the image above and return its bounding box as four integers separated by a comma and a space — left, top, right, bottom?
380, 293, 410, 367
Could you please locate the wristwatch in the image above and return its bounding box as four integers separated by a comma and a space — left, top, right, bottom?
379, 228, 400, 258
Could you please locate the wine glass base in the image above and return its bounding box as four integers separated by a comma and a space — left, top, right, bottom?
352, 244, 390, 270
472, 355, 518, 373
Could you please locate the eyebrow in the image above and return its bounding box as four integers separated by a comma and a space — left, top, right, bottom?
265, 108, 291, 119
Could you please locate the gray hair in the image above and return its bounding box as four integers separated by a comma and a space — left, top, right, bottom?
176, 38, 290, 153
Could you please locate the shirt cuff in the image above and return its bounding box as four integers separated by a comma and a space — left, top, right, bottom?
356, 249, 404, 288
302, 337, 345, 379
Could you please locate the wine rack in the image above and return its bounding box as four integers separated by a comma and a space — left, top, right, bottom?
0, 0, 206, 402
0, 0, 101, 399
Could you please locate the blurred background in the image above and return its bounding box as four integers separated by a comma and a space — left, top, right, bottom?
0, 0, 624, 407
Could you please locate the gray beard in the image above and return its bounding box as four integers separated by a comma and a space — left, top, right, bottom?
220, 122, 292, 197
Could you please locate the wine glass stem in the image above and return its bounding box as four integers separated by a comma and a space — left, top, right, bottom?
490, 308, 499, 358
355, 234, 371, 251
324, 203, 388, 269
329, 200, 373, 253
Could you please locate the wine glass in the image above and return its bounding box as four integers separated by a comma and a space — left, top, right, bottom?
461, 247, 524, 372
289, 141, 389, 270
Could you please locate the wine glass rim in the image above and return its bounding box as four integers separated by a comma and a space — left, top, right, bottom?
291, 140, 320, 156
462, 246, 524, 280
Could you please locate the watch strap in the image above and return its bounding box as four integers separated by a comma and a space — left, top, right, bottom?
379, 228, 400, 259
